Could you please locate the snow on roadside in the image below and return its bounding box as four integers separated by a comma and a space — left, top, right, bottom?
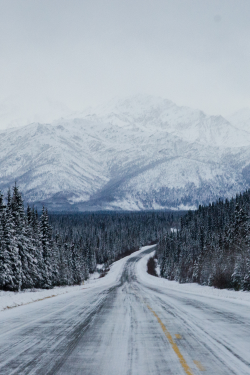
0, 245, 155, 312
0, 269, 102, 312
137, 250, 250, 306
84, 245, 156, 289
5, 244, 250, 312
0, 284, 86, 312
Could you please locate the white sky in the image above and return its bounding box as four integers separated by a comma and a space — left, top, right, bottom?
0, 0, 250, 129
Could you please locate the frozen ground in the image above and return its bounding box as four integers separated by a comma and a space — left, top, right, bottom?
0, 245, 250, 374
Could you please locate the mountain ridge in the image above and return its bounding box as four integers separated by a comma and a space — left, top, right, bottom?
0, 95, 250, 211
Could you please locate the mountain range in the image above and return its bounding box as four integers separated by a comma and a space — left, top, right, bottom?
0, 95, 250, 211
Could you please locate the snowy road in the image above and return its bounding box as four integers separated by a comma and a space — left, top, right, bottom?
0, 246, 250, 375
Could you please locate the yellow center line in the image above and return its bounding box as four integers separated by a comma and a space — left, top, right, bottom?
147, 304, 194, 375
194, 360, 206, 371
175, 334, 182, 339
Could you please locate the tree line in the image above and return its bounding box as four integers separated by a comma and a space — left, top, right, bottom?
0, 184, 180, 291
156, 190, 250, 290
0, 185, 62, 291
49, 210, 180, 282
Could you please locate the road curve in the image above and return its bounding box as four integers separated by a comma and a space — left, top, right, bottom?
0, 247, 250, 375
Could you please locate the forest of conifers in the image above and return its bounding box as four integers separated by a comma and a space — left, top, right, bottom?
0, 184, 178, 291
157, 190, 250, 290
1, 184, 250, 292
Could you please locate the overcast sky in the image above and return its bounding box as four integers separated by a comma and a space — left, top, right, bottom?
0, 0, 250, 128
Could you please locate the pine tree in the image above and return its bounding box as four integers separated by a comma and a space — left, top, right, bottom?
0, 191, 14, 290
39, 207, 53, 288
4, 190, 22, 291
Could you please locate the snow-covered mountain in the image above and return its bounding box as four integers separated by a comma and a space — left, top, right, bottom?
85, 96, 250, 148
1, 95, 250, 211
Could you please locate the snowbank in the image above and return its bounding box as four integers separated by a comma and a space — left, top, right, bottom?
137, 250, 250, 306
0, 284, 86, 312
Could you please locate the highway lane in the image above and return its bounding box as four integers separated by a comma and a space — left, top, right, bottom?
0, 246, 250, 374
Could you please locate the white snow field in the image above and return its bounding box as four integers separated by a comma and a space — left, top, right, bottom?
0, 245, 250, 375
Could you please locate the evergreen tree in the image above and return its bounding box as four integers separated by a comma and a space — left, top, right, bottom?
39, 207, 53, 288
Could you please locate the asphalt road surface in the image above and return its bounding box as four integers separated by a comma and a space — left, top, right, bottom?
0, 246, 250, 375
